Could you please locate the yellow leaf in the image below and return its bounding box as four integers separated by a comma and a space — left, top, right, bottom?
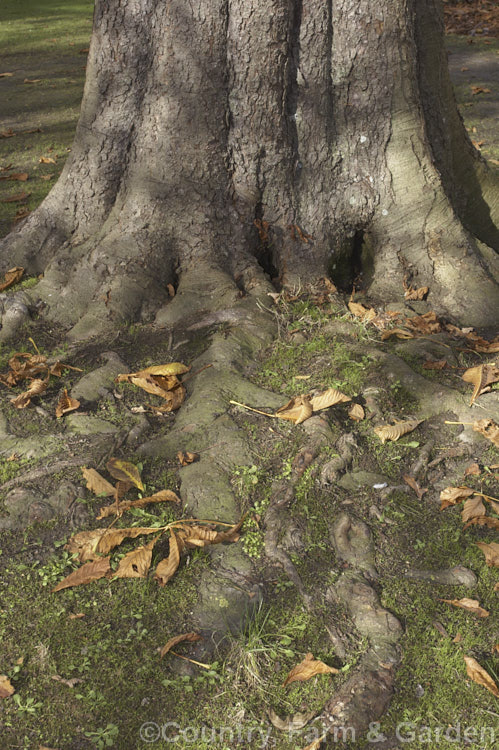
373, 420, 422, 444
461, 496, 486, 523
283, 652, 339, 687
464, 656, 499, 698
160, 632, 201, 658
106, 458, 144, 492
275, 395, 313, 425
309, 388, 350, 411
155, 531, 181, 586
139, 363, 189, 377
112, 537, 157, 579
81, 467, 116, 497
55, 388, 80, 418
52, 557, 111, 592
439, 486, 475, 510
97, 489, 180, 519
0, 674, 15, 699
476, 542, 499, 567
440, 598, 489, 618
348, 403, 365, 421
0, 266, 24, 292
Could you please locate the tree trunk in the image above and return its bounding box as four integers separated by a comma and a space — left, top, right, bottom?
0, 0, 498, 339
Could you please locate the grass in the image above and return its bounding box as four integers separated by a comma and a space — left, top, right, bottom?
0, 0, 93, 237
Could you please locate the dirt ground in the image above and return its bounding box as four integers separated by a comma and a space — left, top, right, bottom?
0, 5, 498, 750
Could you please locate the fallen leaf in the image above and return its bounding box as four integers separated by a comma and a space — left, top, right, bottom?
268, 709, 316, 731
439, 486, 475, 510
348, 403, 365, 421
10, 378, 47, 408
0, 72, 13, 78
160, 632, 201, 658
66, 527, 158, 562
13, 206, 30, 222
423, 359, 448, 371
472, 418, 499, 448
0, 266, 24, 292
403, 474, 427, 500
51, 674, 83, 688
283, 652, 339, 687
2, 191, 30, 203
55, 389, 80, 418
81, 467, 115, 497
39, 156, 56, 164
464, 656, 499, 698
97, 489, 180, 519
112, 537, 158, 579
0, 129, 15, 138
348, 301, 376, 322
404, 285, 429, 301
381, 328, 414, 341
106, 458, 145, 492
374, 420, 422, 444
275, 394, 313, 425
309, 388, 350, 411
470, 86, 491, 95
0, 172, 28, 182
68, 613, 85, 620
476, 542, 499, 567
23, 78, 42, 84
166, 283, 175, 297
177, 451, 199, 466
0, 675, 15, 698
462, 364, 499, 405
462, 496, 486, 523
155, 531, 181, 586
40, 174, 54, 181
52, 557, 111, 592
440, 598, 489, 618
301, 736, 326, 750
464, 463, 480, 477
406, 312, 441, 335
453, 633, 462, 644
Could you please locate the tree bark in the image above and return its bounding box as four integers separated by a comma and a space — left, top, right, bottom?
1, 0, 498, 337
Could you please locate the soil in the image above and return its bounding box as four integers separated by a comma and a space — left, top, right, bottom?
0, 9, 498, 750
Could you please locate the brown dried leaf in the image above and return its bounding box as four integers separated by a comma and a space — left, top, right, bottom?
155, 531, 181, 586
177, 451, 199, 466
66, 527, 158, 562
381, 328, 415, 341
470, 86, 491, 95
51, 674, 83, 688
472, 418, 499, 448
283, 652, 339, 687
464, 463, 481, 477
23, 78, 42, 84
112, 537, 158, 579
275, 394, 313, 425
439, 486, 475, 510
81, 467, 116, 497
462, 496, 486, 523
95, 526, 159, 555
404, 285, 429, 301
160, 632, 201, 659
403, 474, 427, 500
301, 736, 327, 750
139, 363, 189, 377
150, 384, 186, 411
373, 420, 422, 444
464, 516, 499, 531
97, 490, 181, 519
406, 312, 441, 334
55, 389, 80, 418
0, 72, 13, 78
106, 458, 144, 491
0, 266, 24, 292
462, 364, 499, 405
348, 403, 365, 421
52, 556, 111, 592
464, 656, 499, 698
476, 542, 499, 567
440, 598, 489, 618
348, 301, 376, 322
2, 191, 30, 203
309, 388, 350, 411
39, 156, 56, 164
267, 709, 316, 731
0, 129, 15, 138
0, 172, 28, 182
0, 675, 15, 699
423, 359, 448, 371
10, 378, 47, 408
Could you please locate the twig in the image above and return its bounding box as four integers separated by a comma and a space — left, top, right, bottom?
229, 400, 274, 417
